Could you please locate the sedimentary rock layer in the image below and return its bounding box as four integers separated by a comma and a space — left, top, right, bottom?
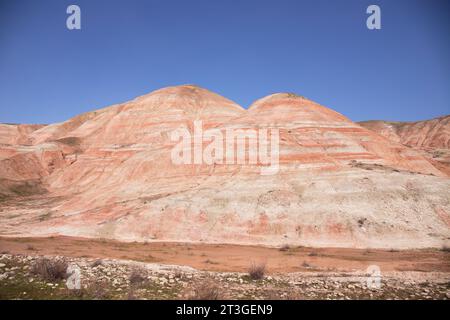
0, 85, 449, 248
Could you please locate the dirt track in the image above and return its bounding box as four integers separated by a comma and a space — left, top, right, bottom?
0, 236, 449, 273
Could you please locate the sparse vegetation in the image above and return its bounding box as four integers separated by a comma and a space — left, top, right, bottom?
38, 212, 52, 222
31, 258, 68, 281
248, 262, 266, 280
203, 259, 218, 265
286, 93, 305, 99
441, 245, 450, 252
279, 244, 290, 252
56, 137, 81, 147
87, 280, 111, 299
66, 280, 111, 300
302, 261, 311, 268
357, 218, 367, 227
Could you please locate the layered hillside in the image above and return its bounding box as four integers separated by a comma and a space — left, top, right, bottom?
359, 116, 450, 176
0, 85, 449, 249
359, 116, 450, 149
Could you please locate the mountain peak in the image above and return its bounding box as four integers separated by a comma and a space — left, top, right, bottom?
131, 85, 245, 113
248, 92, 351, 124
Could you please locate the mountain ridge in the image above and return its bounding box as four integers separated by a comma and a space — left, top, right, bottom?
0, 85, 449, 249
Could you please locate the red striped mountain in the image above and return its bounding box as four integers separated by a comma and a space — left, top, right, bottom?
0, 85, 448, 249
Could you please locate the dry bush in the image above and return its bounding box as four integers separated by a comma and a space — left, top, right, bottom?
91, 259, 103, 267
266, 289, 303, 300
248, 262, 266, 280
129, 268, 147, 285
32, 258, 68, 281
88, 280, 110, 299
441, 245, 450, 252
203, 259, 219, 265
279, 244, 290, 252
188, 280, 221, 300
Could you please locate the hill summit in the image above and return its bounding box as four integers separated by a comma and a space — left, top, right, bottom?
0, 85, 449, 249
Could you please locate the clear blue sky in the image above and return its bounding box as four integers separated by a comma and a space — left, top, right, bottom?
0, 0, 449, 124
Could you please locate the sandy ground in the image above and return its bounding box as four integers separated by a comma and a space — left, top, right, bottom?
0, 236, 449, 274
